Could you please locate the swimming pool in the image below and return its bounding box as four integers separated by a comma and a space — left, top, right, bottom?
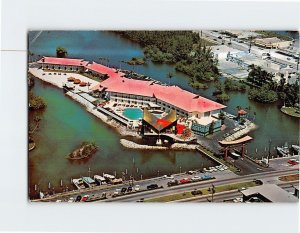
123, 108, 143, 120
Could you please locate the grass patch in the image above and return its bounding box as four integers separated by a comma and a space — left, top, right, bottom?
279, 174, 299, 182
145, 181, 258, 202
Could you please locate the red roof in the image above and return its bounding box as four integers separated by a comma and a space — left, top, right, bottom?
85, 62, 125, 79
92, 77, 226, 113
38, 57, 88, 66
238, 109, 247, 115
37, 57, 225, 113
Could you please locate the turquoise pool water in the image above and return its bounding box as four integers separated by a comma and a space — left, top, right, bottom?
123, 108, 143, 120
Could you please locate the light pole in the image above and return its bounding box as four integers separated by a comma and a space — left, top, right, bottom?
268, 139, 271, 166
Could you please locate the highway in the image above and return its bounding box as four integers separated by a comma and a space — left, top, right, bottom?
102, 168, 298, 202
175, 180, 299, 203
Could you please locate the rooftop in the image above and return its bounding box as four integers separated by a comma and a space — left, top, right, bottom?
241, 184, 298, 203
143, 109, 177, 132
92, 77, 226, 113
85, 62, 125, 79
38, 57, 88, 66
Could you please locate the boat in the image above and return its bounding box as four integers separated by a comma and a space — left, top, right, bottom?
291, 145, 300, 155
276, 144, 290, 157
82, 177, 98, 188
110, 178, 123, 185
94, 175, 107, 185
103, 173, 115, 181
72, 178, 86, 189
230, 151, 241, 158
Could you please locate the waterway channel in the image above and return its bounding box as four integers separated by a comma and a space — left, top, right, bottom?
28, 31, 299, 196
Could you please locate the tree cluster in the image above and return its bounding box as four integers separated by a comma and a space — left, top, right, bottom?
117, 31, 219, 88
247, 65, 299, 105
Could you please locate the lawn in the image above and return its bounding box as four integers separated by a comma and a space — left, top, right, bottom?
145, 180, 258, 202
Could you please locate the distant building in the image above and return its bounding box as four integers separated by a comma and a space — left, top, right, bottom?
223, 30, 259, 39
38, 57, 88, 72
241, 184, 298, 203
254, 37, 293, 49
211, 45, 240, 60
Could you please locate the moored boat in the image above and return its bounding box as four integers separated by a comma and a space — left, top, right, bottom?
94, 175, 107, 185
276, 145, 290, 157
72, 178, 86, 189
291, 145, 300, 155
82, 177, 98, 188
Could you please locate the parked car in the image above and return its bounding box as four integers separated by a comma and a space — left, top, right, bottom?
147, 184, 159, 190
288, 159, 298, 165
167, 180, 179, 187
187, 170, 196, 175
163, 175, 174, 179
201, 175, 213, 180
191, 189, 202, 195
121, 187, 127, 193
180, 178, 191, 184
134, 185, 140, 191
191, 176, 202, 181
127, 186, 133, 192
75, 195, 82, 202
81, 195, 89, 202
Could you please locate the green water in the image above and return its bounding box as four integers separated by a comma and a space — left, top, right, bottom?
29, 79, 215, 194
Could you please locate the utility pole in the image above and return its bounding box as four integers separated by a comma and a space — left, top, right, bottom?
88, 167, 92, 178
268, 139, 271, 166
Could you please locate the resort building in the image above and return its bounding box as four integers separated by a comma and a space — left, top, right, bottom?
37, 56, 226, 136
254, 37, 293, 49
92, 71, 226, 136
38, 57, 89, 72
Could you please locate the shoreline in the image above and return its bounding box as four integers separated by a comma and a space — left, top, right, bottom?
280, 106, 300, 118
120, 139, 198, 150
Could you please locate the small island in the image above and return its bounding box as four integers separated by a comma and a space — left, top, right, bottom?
67, 141, 98, 160
126, 57, 146, 65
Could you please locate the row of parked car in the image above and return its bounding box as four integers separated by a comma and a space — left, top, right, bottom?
203, 165, 228, 173
167, 174, 214, 187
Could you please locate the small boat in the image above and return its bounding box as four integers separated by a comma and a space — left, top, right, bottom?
94, 175, 107, 185
72, 178, 86, 189
103, 173, 115, 182
291, 145, 300, 155
82, 177, 98, 188
276, 144, 290, 157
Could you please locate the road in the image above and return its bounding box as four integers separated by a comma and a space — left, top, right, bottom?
176, 180, 299, 203
102, 168, 298, 202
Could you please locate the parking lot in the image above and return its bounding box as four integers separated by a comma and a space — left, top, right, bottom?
42, 165, 237, 203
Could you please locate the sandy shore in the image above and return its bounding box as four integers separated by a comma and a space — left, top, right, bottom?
29, 68, 99, 92
120, 139, 198, 151
120, 139, 168, 150
170, 143, 198, 150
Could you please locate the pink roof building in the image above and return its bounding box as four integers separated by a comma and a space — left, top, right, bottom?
85, 62, 125, 78
92, 77, 226, 114
38, 57, 89, 67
